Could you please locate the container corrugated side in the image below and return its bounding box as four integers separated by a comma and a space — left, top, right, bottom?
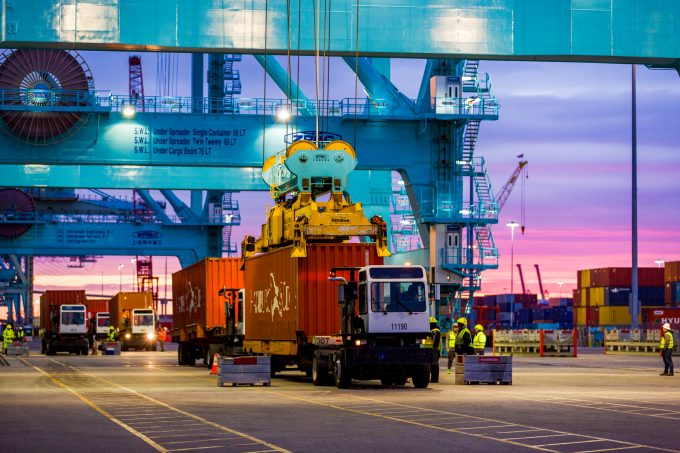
172, 258, 243, 333
244, 243, 382, 343
85, 299, 109, 319
109, 292, 153, 328
40, 290, 87, 331
642, 307, 680, 327
665, 262, 680, 283
589, 287, 605, 307
589, 267, 663, 288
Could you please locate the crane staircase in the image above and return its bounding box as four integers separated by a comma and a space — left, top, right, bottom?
221, 192, 241, 256
223, 54, 242, 113
447, 60, 499, 317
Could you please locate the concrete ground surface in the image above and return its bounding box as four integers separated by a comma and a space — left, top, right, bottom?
2, 344, 679, 453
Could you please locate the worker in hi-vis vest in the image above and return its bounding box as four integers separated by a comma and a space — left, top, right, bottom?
660, 322, 674, 376
472, 324, 487, 355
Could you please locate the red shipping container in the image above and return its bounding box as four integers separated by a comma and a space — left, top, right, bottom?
40, 290, 87, 332
172, 258, 244, 333
665, 262, 680, 283
244, 243, 382, 344
642, 307, 680, 328
85, 299, 108, 320
589, 267, 663, 288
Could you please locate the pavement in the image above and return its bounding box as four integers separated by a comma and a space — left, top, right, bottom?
2, 344, 679, 453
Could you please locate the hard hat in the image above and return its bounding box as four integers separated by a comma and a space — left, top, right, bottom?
429, 316, 438, 324
456, 317, 467, 326
663, 322, 672, 331
475, 324, 483, 332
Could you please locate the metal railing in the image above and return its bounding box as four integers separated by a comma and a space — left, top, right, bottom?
439, 246, 498, 270
0, 89, 499, 119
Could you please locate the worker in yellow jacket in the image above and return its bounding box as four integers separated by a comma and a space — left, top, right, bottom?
472, 324, 487, 355
3, 323, 15, 354
660, 322, 674, 376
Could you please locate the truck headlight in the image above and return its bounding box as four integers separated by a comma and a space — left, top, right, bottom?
147, 333, 156, 341
354, 339, 367, 346
125, 333, 131, 339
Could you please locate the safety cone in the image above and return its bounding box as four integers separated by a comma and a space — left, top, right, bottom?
210, 353, 219, 375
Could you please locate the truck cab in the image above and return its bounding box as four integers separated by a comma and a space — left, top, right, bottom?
120, 308, 156, 351
43, 304, 90, 355
357, 265, 429, 335
313, 265, 437, 389
94, 312, 109, 339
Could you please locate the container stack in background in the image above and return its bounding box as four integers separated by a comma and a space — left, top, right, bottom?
477, 293, 572, 329
665, 261, 680, 306
573, 267, 664, 328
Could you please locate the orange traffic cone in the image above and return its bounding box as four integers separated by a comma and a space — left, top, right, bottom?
210, 353, 219, 375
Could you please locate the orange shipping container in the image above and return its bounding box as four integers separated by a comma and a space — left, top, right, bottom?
665, 261, 680, 283
244, 243, 382, 350
40, 290, 87, 332
109, 292, 153, 329
172, 258, 244, 333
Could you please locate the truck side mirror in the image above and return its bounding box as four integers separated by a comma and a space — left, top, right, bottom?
337, 284, 346, 304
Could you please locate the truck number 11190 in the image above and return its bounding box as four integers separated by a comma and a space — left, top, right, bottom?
391, 323, 408, 331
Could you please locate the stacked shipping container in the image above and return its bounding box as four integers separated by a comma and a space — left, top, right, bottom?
477, 294, 572, 329
573, 267, 664, 327
665, 261, 680, 305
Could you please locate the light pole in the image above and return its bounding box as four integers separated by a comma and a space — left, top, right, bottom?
506, 221, 519, 327
506, 222, 520, 294
557, 281, 564, 299
655, 259, 665, 268
118, 264, 124, 292
130, 258, 137, 291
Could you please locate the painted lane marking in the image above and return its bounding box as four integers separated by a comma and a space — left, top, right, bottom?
503, 434, 579, 441
506, 395, 680, 420
536, 440, 609, 447
573, 447, 643, 453
26, 362, 167, 452
262, 391, 678, 453
33, 358, 291, 453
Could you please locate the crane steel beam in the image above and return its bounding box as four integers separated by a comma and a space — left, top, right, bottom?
0, 223, 222, 268
253, 55, 314, 116
0, 108, 496, 191
342, 57, 416, 113
1, 1, 679, 65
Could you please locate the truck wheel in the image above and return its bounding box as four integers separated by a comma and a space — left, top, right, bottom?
178, 344, 185, 365
46, 343, 56, 356
81, 345, 89, 356
312, 353, 329, 386
41, 339, 46, 354
335, 358, 352, 389
412, 365, 430, 389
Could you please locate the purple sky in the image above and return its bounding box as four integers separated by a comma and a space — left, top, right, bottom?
31, 53, 680, 306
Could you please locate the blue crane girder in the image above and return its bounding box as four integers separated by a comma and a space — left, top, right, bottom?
0, 105, 497, 191
0, 222, 222, 268
1, 1, 679, 68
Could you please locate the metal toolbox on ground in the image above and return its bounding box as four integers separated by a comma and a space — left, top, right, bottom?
102, 341, 121, 355
455, 355, 512, 385
6, 341, 29, 356
218, 356, 271, 387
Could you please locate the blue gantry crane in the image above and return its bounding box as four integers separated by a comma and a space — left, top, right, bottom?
0, 1, 676, 326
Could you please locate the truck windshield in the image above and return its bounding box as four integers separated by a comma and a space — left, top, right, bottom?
370, 282, 426, 313
133, 313, 154, 327
97, 316, 109, 328
61, 310, 85, 325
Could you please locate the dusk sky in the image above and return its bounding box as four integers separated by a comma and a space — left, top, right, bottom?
32, 53, 680, 305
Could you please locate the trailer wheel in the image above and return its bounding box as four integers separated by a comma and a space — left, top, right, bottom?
335, 358, 352, 389
41, 339, 46, 354
412, 365, 430, 389
81, 345, 89, 356
312, 352, 329, 386
46, 342, 56, 356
